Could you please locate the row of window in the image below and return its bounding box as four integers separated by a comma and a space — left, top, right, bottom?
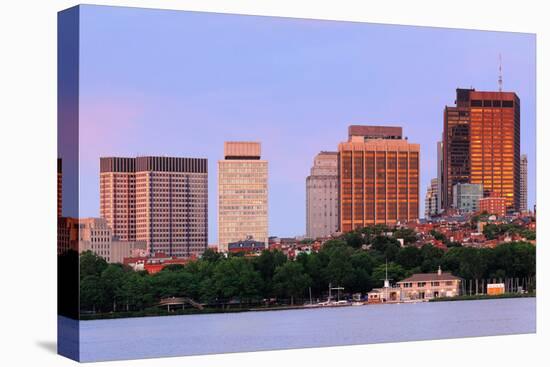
401, 281, 455, 288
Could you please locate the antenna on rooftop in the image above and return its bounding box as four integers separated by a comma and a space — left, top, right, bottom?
498, 53, 503, 92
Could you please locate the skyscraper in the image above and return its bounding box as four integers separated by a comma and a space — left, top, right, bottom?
338, 125, 420, 232
306, 151, 339, 239
100, 156, 208, 257
100, 157, 136, 241
218, 142, 268, 252
520, 154, 528, 212
424, 178, 439, 219
443, 88, 520, 212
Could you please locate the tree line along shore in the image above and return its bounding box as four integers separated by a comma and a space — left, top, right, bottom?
61, 224, 535, 319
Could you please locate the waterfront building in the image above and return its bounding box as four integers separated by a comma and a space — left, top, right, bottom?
452, 183, 483, 213
520, 154, 528, 212
397, 267, 461, 300
306, 151, 339, 239
424, 178, 439, 219
479, 193, 507, 217
218, 142, 268, 252
338, 125, 420, 232
442, 88, 520, 212
367, 287, 401, 304
100, 156, 208, 258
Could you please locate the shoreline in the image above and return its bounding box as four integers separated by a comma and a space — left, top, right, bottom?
78, 293, 535, 320
429, 292, 535, 302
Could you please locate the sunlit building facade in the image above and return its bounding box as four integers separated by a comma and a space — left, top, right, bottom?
100, 157, 136, 241
479, 193, 507, 217
100, 156, 208, 258
218, 142, 268, 252
338, 126, 420, 232
443, 88, 520, 212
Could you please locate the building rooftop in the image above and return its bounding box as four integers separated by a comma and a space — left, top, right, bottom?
348, 125, 403, 140
224, 141, 261, 159
398, 272, 461, 283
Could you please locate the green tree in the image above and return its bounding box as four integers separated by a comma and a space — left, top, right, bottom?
360, 224, 391, 244
348, 251, 376, 292
372, 262, 407, 287
394, 227, 417, 245
371, 235, 401, 262
80, 275, 105, 312
100, 264, 127, 312
302, 252, 326, 297
201, 248, 224, 263
342, 231, 364, 249
80, 251, 108, 280
272, 262, 312, 305
419, 244, 444, 272
430, 230, 447, 242
322, 250, 354, 287
252, 250, 287, 296
212, 257, 263, 306
396, 246, 422, 270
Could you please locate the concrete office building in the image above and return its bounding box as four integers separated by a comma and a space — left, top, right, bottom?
306, 151, 339, 239
110, 237, 147, 264
70, 217, 148, 263
338, 125, 420, 232
520, 154, 528, 212
76, 217, 113, 262
218, 142, 268, 252
452, 183, 483, 213
100, 156, 208, 258
442, 88, 520, 212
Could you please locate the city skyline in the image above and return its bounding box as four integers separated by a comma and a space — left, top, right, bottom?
70, 5, 536, 241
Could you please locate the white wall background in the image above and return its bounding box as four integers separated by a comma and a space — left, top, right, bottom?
0, 0, 548, 366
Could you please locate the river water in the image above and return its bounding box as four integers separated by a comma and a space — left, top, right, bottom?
66, 298, 535, 362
